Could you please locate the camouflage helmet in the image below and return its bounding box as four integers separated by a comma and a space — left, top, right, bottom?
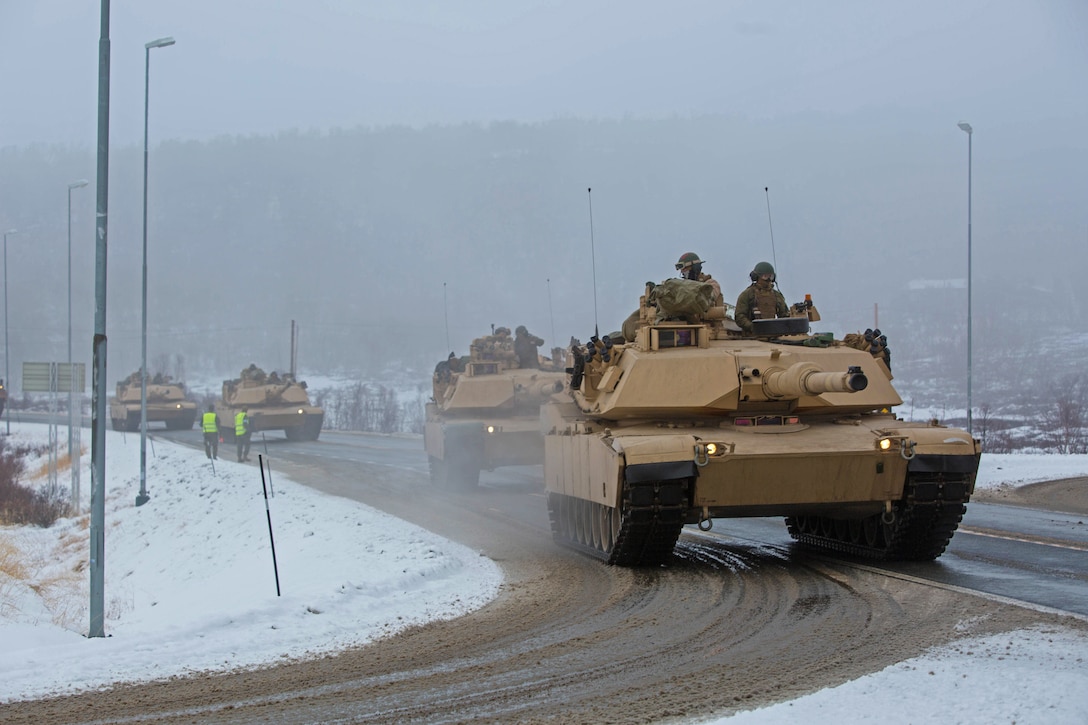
515, 325, 528, 335
751, 261, 776, 281
675, 252, 704, 271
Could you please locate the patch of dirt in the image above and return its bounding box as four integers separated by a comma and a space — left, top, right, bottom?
972, 477, 1088, 516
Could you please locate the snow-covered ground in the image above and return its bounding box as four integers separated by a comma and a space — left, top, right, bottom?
1, 423, 1087, 723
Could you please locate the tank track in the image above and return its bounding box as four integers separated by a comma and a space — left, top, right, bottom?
784, 471, 971, 561
547, 478, 688, 566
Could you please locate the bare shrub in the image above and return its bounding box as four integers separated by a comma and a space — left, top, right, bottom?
0, 439, 69, 527
1045, 375, 1088, 454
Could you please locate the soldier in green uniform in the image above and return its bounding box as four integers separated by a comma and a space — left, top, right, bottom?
514, 325, 544, 368
675, 252, 722, 306
734, 261, 789, 334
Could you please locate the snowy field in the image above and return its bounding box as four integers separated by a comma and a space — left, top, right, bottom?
1, 423, 1086, 723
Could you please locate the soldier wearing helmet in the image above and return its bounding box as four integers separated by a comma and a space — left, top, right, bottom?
734, 261, 789, 333
674, 252, 722, 306
514, 325, 545, 368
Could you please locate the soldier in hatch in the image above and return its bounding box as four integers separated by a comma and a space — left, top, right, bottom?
514, 325, 545, 369
675, 252, 722, 306
734, 261, 790, 334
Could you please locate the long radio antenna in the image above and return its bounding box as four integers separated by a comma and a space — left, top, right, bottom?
547, 277, 557, 348
587, 187, 599, 337
764, 186, 779, 272
443, 282, 451, 354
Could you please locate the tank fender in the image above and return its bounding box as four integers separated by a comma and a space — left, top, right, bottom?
612, 434, 699, 483
876, 426, 981, 474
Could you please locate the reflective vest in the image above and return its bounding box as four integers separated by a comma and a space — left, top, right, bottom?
202, 411, 218, 433
235, 411, 248, 436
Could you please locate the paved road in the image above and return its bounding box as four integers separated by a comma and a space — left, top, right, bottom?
5, 428, 1086, 724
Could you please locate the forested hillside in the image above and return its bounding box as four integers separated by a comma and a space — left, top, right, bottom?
1, 115, 1085, 428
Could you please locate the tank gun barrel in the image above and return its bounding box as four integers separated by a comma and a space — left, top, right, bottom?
763, 362, 868, 399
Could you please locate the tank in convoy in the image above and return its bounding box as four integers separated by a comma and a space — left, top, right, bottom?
425, 325, 567, 488
216, 365, 324, 441
542, 279, 979, 566
109, 371, 198, 431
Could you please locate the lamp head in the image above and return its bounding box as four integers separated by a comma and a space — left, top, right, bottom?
145, 36, 176, 49
3, 229, 16, 237
957, 121, 973, 134
68, 179, 90, 190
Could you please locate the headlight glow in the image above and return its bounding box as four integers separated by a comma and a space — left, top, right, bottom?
486, 425, 496, 434
879, 438, 892, 451
705, 442, 718, 455
297, 408, 304, 415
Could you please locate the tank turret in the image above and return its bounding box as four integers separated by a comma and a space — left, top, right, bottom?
216, 365, 323, 441
109, 372, 197, 431
543, 283, 979, 566
424, 327, 567, 488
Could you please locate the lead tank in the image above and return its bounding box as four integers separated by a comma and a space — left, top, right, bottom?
216, 365, 324, 441
109, 372, 197, 431
425, 327, 567, 488
542, 280, 980, 566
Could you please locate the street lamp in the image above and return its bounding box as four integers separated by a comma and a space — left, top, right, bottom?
68, 180, 89, 506
138, 35, 175, 508
958, 121, 973, 435
3, 228, 17, 435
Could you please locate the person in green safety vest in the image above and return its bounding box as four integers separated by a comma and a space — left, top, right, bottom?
201, 405, 221, 460
235, 407, 252, 462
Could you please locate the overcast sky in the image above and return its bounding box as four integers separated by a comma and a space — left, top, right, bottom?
2, 1, 1086, 148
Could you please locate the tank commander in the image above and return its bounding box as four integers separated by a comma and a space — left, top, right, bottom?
514, 325, 545, 369
734, 261, 789, 334
675, 252, 722, 306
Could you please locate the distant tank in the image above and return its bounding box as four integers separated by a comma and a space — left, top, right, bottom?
109, 372, 197, 431
542, 280, 980, 566
216, 365, 324, 441
425, 326, 567, 488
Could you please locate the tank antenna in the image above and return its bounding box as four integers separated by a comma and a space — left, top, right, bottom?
763, 186, 779, 273
547, 277, 557, 348
443, 282, 451, 354
587, 187, 600, 336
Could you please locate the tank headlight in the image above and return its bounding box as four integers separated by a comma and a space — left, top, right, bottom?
696, 442, 730, 458
175, 403, 182, 409
879, 438, 892, 451
486, 424, 497, 434
297, 408, 304, 415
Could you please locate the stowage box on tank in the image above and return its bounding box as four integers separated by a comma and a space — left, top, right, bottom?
216, 365, 324, 441
425, 327, 566, 488
542, 281, 980, 566
109, 372, 197, 431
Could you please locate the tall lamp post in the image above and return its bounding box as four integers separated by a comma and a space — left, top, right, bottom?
68, 180, 89, 507
957, 121, 973, 435
3, 228, 17, 435
138, 35, 176, 507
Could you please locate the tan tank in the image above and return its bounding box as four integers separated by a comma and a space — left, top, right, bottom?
424, 326, 567, 487
216, 365, 324, 441
542, 281, 980, 566
109, 372, 197, 431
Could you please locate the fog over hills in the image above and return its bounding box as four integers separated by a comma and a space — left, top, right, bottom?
1, 2, 1084, 439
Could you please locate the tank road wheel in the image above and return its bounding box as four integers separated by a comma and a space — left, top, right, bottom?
547, 478, 688, 567
785, 472, 972, 561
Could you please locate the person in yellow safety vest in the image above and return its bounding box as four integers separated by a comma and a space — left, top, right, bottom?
235, 407, 252, 462
201, 405, 220, 460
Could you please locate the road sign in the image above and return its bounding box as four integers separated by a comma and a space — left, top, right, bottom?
22, 362, 86, 393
